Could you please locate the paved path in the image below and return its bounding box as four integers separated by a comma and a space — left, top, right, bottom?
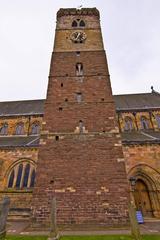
6, 219, 160, 236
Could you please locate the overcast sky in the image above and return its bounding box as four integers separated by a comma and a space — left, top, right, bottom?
0, 0, 160, 101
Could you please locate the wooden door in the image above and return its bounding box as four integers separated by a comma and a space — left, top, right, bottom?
134, 179, 153, 217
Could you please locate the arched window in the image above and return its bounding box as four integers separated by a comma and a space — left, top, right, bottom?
0, 123, 8, 135
156, 115, 160, 128
140, 116, 149, 130
79, 20, 85, 27
31, 122, 40, 135
124, 117, 134, 131
72, 19, 85, 28
72, 20, 78, 27
7, 161, 36, 189
15, 122, 24, 135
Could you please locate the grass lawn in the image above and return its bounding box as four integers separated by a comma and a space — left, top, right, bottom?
6, 235, 160, 240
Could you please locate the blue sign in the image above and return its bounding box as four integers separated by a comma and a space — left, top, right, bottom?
136, 211, 144, 224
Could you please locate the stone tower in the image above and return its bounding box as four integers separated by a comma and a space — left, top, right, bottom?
32, 8, 129, 228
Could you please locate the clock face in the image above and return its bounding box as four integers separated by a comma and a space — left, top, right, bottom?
70, 31, 87, 43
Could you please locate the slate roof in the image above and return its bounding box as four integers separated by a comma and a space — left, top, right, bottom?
114, 92, 160, 111
0, 93, 159, 117
0, 92, 159, 147
0, 136, 40, 148
0, 99, 44, 117
121, 131, 160, 145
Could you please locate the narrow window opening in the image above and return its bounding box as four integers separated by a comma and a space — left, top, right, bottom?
76, 63, 83, 76
65, 98, 68, 102
59, 107, 63, 111
61, 83, 63, 87
79, 120, 84, 133
76, 51, 80, 56
55, 136, 59, 141
76, 93, 82, 103
101, 98, 104, 101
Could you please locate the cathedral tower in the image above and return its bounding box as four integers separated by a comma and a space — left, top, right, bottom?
32, 8, 129, 228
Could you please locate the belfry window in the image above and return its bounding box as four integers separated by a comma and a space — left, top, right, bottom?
76, 63, 83, 76
0, 123, 8, 135
140, 116, 149, 130
15, 122, 24, 135
72, 20, 78, 27
79, 20, 85, 27
7, 161, 36, 189
72, 19, 85, 28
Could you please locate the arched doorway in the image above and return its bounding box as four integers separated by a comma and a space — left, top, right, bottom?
134, 179, 153, 217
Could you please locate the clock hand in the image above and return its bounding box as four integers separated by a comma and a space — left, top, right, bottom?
75, 32, 81, 40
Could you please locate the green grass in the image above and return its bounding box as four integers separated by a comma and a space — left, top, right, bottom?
6, 235, 160, 240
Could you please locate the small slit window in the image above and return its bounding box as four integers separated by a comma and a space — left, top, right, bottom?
79, 120, 84, 133
76, 93, 82, 103
76, 63, 83, 76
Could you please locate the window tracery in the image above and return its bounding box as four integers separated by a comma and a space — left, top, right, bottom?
8, 161, 36, 189
72, 19, 85, 28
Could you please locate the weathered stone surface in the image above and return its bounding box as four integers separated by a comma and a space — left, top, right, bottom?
31, 8, 129, 228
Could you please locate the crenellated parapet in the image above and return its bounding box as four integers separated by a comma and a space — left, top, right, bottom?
57, 8, 100, 19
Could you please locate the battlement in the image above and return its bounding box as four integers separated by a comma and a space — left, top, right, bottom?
57, 8, 100, 19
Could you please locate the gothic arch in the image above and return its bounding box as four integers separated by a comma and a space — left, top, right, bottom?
5, 158, 36, 189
